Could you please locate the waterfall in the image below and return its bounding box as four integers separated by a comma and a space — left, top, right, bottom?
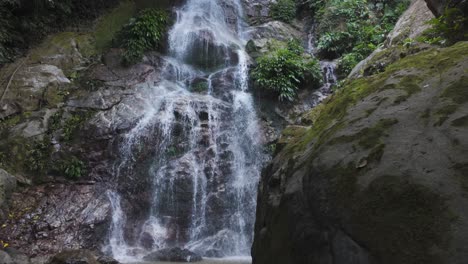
105, 0, 264, 261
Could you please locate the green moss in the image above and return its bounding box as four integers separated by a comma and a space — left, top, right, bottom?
420, 108, 431, 119
434, 104, 458, 126
451, 115, 468, 127
57, 156, 86, 180
191, 82, 209, 93
441, 76, 468, 104
62, 112, 94, 141
94, 1, 136, 51
329, 118, 398, 149
351, 175, 452, 264
365, 107, 377, 117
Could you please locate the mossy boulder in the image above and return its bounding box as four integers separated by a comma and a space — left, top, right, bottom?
253, 42, 468, 264
28, 32, 96, 75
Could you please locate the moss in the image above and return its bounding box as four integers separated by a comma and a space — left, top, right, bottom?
440, 76, 468, 105
420, 108, 431, 119
0, 136, 31, 174
434, 104, 458, 126
329, 118, 398, 149
365, 107, 377, 117
351, 175, 453, 264
94, 1, 136, 51
62, 111, 94, 141
29, 32, 96, 66
451, 115, 468, 127
277, 43, 468, 162
454, 163, 468, 193
191, 81, 209, 93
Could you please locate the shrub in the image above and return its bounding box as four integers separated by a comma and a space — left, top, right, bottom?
270, 0, 296, 23
118, 8, 169, 64
420, 8, 468, 46
252, 39, 323, 102
60, 156, 86, 180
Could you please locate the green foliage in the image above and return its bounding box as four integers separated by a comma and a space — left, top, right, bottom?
62, 112, 93, 141
26, 138, 52, 174
59, 156, 86, 180
118, 8, 169, 65
252, 39, 323, 102
0, 0, 120, 65
270, 0, 296, 23
420, 8, 468, 46
191, 82, 209, 93
316, 0, 410, 76
94, 1, 136, 51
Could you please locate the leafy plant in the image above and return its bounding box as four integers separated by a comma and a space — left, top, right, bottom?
270, 0, 296, 23
59, 156, 86, 180
420, 8, 468, 46
252, 39, 323, 102
26, 139, 52, 174
118, 8, 169, 64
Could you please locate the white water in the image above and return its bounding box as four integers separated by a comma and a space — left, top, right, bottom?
105, 0, 263, 261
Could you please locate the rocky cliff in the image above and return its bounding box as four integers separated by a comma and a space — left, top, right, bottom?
252, 1, 468, 263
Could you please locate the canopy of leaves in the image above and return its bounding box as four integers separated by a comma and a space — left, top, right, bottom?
252, 40, 323, 102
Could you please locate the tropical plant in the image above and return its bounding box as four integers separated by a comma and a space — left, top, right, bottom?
118, 8, 169, 64
270, 0, 296, 23
252, 39, 323, 102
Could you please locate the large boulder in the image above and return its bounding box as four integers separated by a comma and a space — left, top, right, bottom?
253, 42, 468, 264
143, 247, 202, 262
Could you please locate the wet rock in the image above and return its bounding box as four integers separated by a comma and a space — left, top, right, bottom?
1, 64, 70, 112
48, 250, 98, 264
143, 247, 202, 262
183, 30, 239, 70
0, 184, 110, 256
95, 255, 119, 264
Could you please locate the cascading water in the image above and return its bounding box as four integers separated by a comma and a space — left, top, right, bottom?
105, 0, 264, 261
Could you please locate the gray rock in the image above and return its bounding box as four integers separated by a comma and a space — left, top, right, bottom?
0, 251, 13, 264
0, 169, 17, 219
3, 248, 30, 264
47, 250, 98, 264
253, 43, 468, 264
143, 247, 202, 262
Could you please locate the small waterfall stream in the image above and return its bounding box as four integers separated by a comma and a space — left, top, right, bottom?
105, 0, 264, 261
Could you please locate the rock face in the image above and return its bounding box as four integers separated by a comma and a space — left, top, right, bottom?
253, 42, 468, 264
143, 247, 202, 262
0, 183, 110, 256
